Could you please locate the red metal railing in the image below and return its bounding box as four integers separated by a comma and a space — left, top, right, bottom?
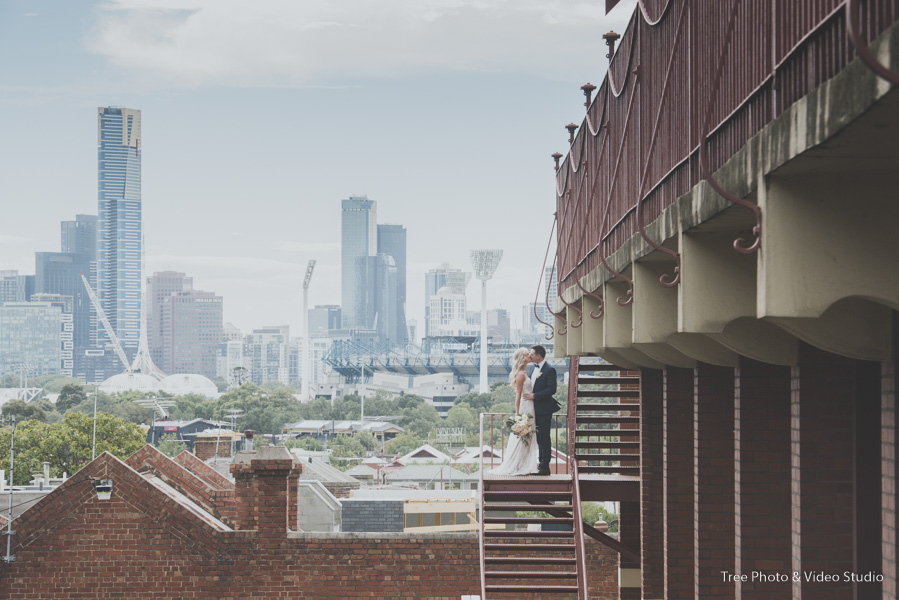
555, 0, 898, 294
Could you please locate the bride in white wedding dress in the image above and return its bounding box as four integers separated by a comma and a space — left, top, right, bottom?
492, 347, 539, 476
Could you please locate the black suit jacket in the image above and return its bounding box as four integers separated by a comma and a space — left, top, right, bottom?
529, 362, 560, 415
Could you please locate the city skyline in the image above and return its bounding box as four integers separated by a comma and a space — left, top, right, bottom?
0, 0, 639, 338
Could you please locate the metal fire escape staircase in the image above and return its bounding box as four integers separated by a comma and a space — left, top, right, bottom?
478, 357, 640, 599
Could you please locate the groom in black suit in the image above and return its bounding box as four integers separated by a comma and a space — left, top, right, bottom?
523, 345, 559, 476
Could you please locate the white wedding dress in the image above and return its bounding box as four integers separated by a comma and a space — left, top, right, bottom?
492, 377, 539, 476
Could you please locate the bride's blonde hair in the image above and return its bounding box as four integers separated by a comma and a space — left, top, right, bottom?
508, 347, 529, 383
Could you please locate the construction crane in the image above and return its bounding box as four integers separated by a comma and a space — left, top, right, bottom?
80, 272, 132, 374
79, 272, 166, 380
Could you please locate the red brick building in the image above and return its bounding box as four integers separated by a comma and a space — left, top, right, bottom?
546, 1, 898, 599
0, 445, 618, 598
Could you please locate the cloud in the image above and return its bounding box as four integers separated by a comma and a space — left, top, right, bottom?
0, 234, 33, 244
87, 0, 638, 87
271, 241, 340, 254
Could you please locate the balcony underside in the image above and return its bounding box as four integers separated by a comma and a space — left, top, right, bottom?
554, 29, 899, 368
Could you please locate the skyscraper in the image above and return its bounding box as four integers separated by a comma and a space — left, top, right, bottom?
424, 263, 464, 338
61, 215, 98, 258
377, 224, 407, 343
341, 196, 377, 329
356, 253, 398, 342
97, 106, 142, 357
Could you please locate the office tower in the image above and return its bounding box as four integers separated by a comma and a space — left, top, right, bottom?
424, 264, 464, 338
147, 271, 222, 378
377, 224, 407, 343
34, 252, 93, 348
97, 106, 142, 357
356, 253, 399, 342
308, 305, 342, 337
428, 271, 474, 338
147, 271, 193, 366
0, 270, 35, 304
341, 196, 377, 329
61, 215, 98, 258
31, 294, 74, 377
217, 323, 247, 383
0, 302, 62, 377
487, 308, 510, 343
245, 326, 290, 386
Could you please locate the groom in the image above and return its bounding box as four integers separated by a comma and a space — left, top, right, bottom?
523, 345, 559, 476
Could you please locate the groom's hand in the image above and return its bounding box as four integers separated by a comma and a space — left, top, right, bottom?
523, 392, 534, 400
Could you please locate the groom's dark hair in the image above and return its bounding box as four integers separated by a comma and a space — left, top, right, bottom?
532, 345, 547, 359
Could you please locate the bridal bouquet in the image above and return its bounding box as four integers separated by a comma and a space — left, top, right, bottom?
505, 413, 535, 446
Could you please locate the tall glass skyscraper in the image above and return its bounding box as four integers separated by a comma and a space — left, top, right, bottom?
341, 196, 377, 329
97, 107, 142, 355
377, 224, 407, 343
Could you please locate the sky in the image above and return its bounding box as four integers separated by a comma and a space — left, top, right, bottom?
0, 0, 638, 340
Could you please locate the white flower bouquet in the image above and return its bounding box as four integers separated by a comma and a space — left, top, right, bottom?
505, 412, 535, 446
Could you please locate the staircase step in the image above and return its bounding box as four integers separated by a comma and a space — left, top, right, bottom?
578, 465, 640, 474
484, 530, 572, 538
574, 441, 639, 450
574, 440, 640, 451
484, 544, 575, 552
573, 429, 639, 437
483, 491, 572, 502
482, 504, 573, 512
577, 376, 639, 385
485, 556, 576, 564
485, 584, 579, 594
484, 517, 573, 525
577, 364, 629, 372
573, 453, 637, 462
485, 571, 577, 579
575, 402, 640, 411
576, 389, 640, 398
576, 416, 640, 424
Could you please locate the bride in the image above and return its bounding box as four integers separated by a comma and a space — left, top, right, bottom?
491, 347, 539, 476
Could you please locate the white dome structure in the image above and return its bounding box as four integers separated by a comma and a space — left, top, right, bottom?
99, 373, 160, 394
159, 374, 219, 399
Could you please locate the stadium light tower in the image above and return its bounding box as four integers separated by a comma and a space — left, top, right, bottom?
302, 260, 316, 401
470, 250, 503, 393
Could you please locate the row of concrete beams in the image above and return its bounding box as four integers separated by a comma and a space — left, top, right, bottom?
554, 25, 899, 369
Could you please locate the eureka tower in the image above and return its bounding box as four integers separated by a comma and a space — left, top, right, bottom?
97, 107, 142, 355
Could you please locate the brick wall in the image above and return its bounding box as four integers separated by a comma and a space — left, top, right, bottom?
664, 366, 694, 599
174, 449, 235, 490
640, 367, 664, 599
885, 352, 897, 600
323, 481, 360, 499
694, 363, 735, 600
735, 358, 791, 600
341, 499, 405, 532
0, 448, 622, 599
194, 435, 234, 461
791, 344, 855, 600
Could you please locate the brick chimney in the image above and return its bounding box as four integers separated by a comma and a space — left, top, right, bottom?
194, 433, 234, 461
230, 445, 301, 538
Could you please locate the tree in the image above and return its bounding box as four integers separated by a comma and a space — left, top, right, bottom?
1, 398, 60, 424
211, 376, 229, 393
214, 383, 304, 435
328, 435, 367, 471
231, 366, 248, 387
157, 433, 187, 457
283, 436, 323, 452
385, 432, 423, 455
0, 411, 145, 485
445, 404, 477, 430
453, 392, 494, 413
56, 383, 87, 413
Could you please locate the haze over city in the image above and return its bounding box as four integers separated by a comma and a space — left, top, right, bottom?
0, 0, 638, 337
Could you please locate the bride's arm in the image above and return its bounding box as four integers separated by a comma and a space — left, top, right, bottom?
514, 372, 525, 413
